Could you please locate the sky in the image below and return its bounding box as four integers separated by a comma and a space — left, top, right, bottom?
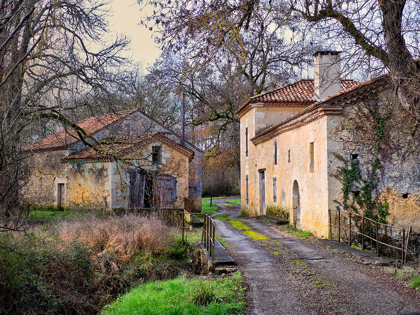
108, 0, 161, 67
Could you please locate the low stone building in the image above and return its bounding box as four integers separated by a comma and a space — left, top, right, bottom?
21, 109, 203, 211
237, 51, 420, 237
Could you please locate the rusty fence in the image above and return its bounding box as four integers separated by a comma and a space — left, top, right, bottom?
329, 208, 411, 264
179, 209, 216, 264
202, 214, 216, 264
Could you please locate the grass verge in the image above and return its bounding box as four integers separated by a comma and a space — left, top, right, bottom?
285, 225, 312, 240
101, 272, 246, 315
214, 215, 268, 241
202, 202, 219, 215
225, 199, 241, 205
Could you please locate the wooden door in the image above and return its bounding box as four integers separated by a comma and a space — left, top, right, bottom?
129, 169, 146, 209
155, 175, 177, 209
57, 183, 65, 209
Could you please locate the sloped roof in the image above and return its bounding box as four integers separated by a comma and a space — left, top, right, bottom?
24, 109, 204, 154
235, 79, 360, 117
62, 133, 194, 162
251, 75, 388, 144
24, 110, 138, 151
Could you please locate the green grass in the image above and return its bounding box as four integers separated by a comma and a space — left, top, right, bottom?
202, 197, 226, 201
410, 276, 420, 289
101, 272, 245, 315
223, 203, 234, 208
28, 209, 87, 223
202, 202, 219, 215
225, 199, 241, 205
286, 225, 312, 240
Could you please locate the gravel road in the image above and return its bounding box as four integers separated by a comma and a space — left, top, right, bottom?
212, 197, 420, 315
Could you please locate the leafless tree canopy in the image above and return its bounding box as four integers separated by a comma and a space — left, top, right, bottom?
0, 0, 130, 216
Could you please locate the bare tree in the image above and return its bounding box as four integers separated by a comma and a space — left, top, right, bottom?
0, 0, 130, 219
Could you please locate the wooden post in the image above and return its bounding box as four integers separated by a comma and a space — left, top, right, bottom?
212, 222, 215, 263
338, 210, 341, 242
328, 209, 332, 240
349, 213, 352, 246
362, 216, 365, 251
182, 212, 185, 244
402, 229, 406, 265
210, 196, 213, 207
376, 222, 379, 256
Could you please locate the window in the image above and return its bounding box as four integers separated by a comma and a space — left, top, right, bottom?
273, 177, 277, 203
288, 149, 291, 163
309, 142, 314, 172
245, 175, 249, 205
274, 139, 277, 165
245, 127, 248, 157
152, 146, 162, 164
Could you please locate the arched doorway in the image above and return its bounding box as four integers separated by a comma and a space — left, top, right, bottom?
292, 180, 301, 229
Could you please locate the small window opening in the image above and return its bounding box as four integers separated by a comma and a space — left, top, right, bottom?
274, 139, 278, 165
245, 127, 249, 157
351, 154, 359, 160
309, 142, 314, 172
245, 175, 249, 205
402, 193, 409, 199
152, 146, 162, 164
273, 177, 277, 203
288, 149, 291, 163
353, 191, 361, 198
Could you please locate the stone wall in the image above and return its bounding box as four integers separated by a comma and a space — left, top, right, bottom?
327, 87, 420, 232
66, 161, 111, 209
20, 150, 68, 208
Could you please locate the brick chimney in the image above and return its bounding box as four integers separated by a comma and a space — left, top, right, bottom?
314, 51, 341, 100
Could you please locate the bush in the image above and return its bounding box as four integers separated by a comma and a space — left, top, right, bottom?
266, 204, 289, 220
0, 214, 187, 314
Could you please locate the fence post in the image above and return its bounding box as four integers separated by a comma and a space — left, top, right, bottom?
402, 229, 406, 265
328, 209, 332, 240
362, 216, 365, 251
338, 210, 341, 242
349, 213, 352, 247
212, 222, 215, 264
182, 212, 185, 244
202, 215, 206, 245
210, 197, 213, 207
207, 216, 210, 250
376, 222, 379, 256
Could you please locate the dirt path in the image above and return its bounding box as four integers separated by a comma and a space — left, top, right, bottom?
212, 198, 420, 315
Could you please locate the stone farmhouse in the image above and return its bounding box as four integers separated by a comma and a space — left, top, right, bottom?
21, 109, 203, 211
237, 51, 420, 237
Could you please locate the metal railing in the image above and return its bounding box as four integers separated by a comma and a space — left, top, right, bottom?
202, 214, 216, 264
329, 208, 411, 264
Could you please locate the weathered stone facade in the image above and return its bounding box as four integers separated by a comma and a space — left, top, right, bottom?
237, 54, 420, 237
21, 110, 203, 211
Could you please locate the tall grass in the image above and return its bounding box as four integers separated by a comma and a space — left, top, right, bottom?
0, 214, 187, 314
57, 215, 174, 258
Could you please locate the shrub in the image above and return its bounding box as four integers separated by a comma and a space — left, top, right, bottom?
0, 214, 186, 315
266, 204, 289, 220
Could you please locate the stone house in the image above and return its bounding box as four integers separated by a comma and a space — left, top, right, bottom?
21, 109, 203, 211
236, 51, 420, 237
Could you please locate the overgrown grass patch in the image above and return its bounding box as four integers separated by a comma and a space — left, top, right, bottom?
202, 202, 219, 215
101, 272, 246, 315
28, 209, 88, 223
225, 199, 241, 205
285, 225, 312, 240
0, 214, 191, 314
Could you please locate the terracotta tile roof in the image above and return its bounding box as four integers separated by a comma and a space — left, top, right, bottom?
251, 75, 388, 143
24, 110, 138, 151
62, 133, 194, 162
235, 79, 360, 116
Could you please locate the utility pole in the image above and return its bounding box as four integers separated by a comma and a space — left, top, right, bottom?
180, 91, 185, 146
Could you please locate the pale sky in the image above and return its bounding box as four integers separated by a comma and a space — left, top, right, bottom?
109, 0, 161, 67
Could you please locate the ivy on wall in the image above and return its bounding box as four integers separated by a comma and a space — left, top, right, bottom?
333, 107, 391, 224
